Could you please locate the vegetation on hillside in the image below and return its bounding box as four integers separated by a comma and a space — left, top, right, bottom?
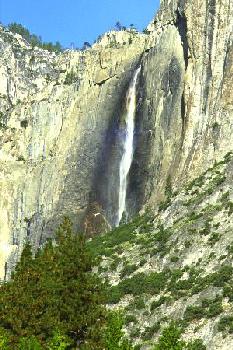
0, 218, 132, 349
7, 23, 62, 53
0, 152, 232, 349
0, 216, 208, 350
88, 152, 233, 348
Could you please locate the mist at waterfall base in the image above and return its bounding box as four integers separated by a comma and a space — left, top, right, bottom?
117, 66, 141, 226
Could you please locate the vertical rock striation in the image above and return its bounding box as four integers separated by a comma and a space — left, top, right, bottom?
128, 0, 233, 213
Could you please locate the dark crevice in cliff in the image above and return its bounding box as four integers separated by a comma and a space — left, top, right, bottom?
223, 38, 231, 73
175, 7, 189, 69
202, 0, 216, 114
181, 91, 186, 138
94, 74, 116, 86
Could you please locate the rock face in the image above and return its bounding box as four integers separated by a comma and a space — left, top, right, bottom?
0, 0, 232, 280
128, 0, 233, 215
0, 28, 146, 278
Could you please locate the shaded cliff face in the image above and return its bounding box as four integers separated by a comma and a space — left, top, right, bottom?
127, 0, 233, 214
0, 0, 232, 279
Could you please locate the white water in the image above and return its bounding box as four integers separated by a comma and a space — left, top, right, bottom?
117, 66, 141, 225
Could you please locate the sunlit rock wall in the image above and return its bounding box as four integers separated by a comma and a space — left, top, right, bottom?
0, 27, 146, 279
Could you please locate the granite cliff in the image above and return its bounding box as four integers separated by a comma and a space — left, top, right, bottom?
0, 0, 232, 292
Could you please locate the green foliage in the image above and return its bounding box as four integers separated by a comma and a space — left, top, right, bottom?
226, 201, 233, 215
141, 322, 160, 340
0, 111, 7, 129
125, 315, 137, 325
223, 284, 233, 301
212, 122, 220, 131
20, 119, 28, 128
142, 28, 150, 34
8, 22, 62, 52
153, 323, 185, 350
104, 311, 133, 350
150, 296, 171, 312
127, 297, 145, 311
170, 256, 179, 263
218, 315, 233, 333
212, 265, 233, 287
64, 68, 77, 85
17, 155, 26, 161
18, 336, 42, 350
120, 264, 138, 278
47, 331, 72, 349
0, 328, 10, 349
184, 240, 191, 248
208, 232, 220, 246
108, 270, 169, 304
184, 296, 223, 322
199, 221, 211, 236
152, 323, 206, 350
87, 213, 153, 258
186, 339, 206, 350
0, 218, 107, 348
158, 198, 171, 212
184, 305, 205, 322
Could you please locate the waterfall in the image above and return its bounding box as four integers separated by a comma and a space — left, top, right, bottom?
117, 66, 141, 225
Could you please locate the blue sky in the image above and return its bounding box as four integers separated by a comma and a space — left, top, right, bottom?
0, 0, 160, 49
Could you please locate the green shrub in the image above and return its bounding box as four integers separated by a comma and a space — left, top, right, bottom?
184, 240, 191, 248
165, 175, 172, 199
152, 323, 185, 350
20, 119, 28, 128
208, 252, 216, 260
127, 297, 145, 310
199, 221, 211, 236
218, 315, 233, 333
120, 264, 138, 278
141, 322, 160, 340
8, 22, 62, 52
212, 265, 233, 287
18, 336, 42, 350
125, 315, 137, 325
104, 311, 133, 350
170, 256, 179, 263
223, 284, 233, 301
47, 331, 72, 349
206, 300, 223, 318
208, 232, 220, 246
150, 296, 171, 311
186, 339, 206, 350
184, 296, 223, 322
184, 305, 205, 321
108, 269, 169, 303
0, 328, 10, 349
227, 202, 233, 215
64, 69, 77, 85
139, 258, 147, 267
220, 191, 229, 203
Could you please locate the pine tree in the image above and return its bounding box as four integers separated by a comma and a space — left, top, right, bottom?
0, 218, 108, 348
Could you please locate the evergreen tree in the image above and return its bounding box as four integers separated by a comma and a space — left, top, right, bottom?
104, 311, 133, 350
0, 218, 107, 348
